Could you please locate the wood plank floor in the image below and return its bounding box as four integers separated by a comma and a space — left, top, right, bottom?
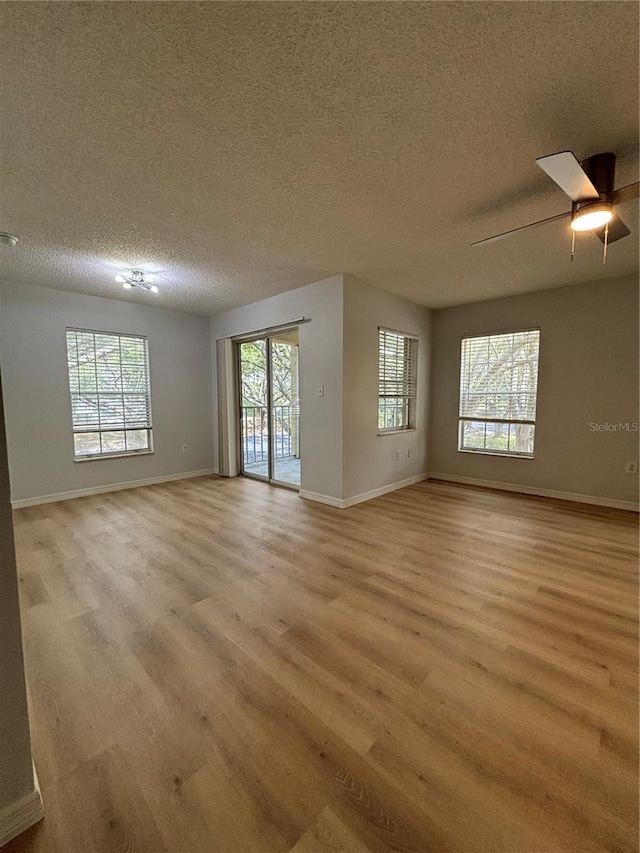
5, 476, 639, 853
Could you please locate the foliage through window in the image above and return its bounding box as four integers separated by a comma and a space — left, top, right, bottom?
378, 328, 418, 432
459, 329, 540, 457
66, 329, 152, 459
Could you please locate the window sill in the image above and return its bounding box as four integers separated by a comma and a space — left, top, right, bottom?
74, 450, 154, 463
378, 428, 416, 436
458, 449, 534, 460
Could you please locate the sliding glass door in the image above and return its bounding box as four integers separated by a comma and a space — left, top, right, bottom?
238, 338, 269, 479
238, 330, 300, 488
270, 332, 300, 485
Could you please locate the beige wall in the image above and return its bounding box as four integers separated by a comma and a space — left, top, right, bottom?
0, 282, 215, 504
429, 274, 639, 507
343, 276, 431, 500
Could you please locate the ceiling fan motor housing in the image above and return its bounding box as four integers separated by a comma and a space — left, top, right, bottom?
573, 152, 615, 217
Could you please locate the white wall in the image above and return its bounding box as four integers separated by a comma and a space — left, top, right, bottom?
429, 274, 640, 507
210, 275, 344, 501
343, 276, 431, 500
0, 282, 214, 504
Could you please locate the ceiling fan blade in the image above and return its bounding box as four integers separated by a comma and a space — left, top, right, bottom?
594, 215, 631, 245
472, 211, 570, 246
612, 182, 639, 204
536, 151, 600, 202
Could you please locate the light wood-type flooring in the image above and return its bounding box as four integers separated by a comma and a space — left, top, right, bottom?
5, 476, 639, 853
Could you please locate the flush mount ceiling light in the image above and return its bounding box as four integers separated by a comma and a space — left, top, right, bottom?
0, 232, 19, 247
115, 269, 159, 293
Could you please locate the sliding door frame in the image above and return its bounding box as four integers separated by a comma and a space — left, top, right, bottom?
234, 324, 300, 490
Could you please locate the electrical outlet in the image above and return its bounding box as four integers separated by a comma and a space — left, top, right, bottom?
407, 448, 412, 458
625, 460, 638, 474
182, 444, 189, 453
396, 449, 401, 461
316, 383, 324, 397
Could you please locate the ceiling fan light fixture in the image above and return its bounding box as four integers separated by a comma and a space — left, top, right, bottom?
115, 269, 159, 293
571, 201, 614, 232
473, 149, 638, 256
0, 232, 19, 247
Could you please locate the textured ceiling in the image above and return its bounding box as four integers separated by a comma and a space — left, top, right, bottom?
0, 1, 638, 316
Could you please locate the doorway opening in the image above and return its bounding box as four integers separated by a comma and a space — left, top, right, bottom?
237, 329, 300, 488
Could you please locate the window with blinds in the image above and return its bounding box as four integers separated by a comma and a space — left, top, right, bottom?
66, 328, 153, 460
378, 328, 418, 432
458, 329, 540, 457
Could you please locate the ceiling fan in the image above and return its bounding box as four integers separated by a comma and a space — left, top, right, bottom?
472, 151, 639, 260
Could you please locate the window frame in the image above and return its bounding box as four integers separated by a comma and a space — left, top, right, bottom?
457, 327, 540, 459
377, 327, 419, 435
65, 327, 154, 462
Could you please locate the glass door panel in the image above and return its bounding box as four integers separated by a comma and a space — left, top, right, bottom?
239, 339, 269, 480
270, 333, 300, 487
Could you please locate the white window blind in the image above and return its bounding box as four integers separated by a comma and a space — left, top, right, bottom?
66, 328, 153, 459
458, 329, 540, 457
378, 328, 418, 431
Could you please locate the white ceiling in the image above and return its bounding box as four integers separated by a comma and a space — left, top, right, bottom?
0, 2, 638, 316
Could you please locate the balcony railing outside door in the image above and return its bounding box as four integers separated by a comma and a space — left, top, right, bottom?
241, 404, 300, 464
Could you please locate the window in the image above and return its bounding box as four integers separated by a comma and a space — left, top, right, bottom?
66, 328, 153, 460
458, 329, 540, 457
378, 328, 418, 432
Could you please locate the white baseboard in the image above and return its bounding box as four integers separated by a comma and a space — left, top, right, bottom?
341, 473, 428, 508
0, 773, 43, 847
11, 468, 219, 509
298, 490, 344, 508
300, 473, 428, 510
428, 473, 640, 512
